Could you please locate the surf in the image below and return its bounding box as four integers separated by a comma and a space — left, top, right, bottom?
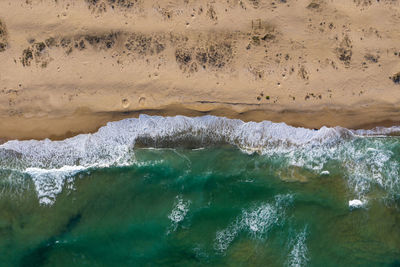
0, 115, 399, 206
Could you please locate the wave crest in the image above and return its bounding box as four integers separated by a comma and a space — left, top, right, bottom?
0, 115, 399, 205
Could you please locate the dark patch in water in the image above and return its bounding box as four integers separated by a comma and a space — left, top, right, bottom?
61, 213, 82, 235
20, 213, 82, 267
135, 135, 229, 149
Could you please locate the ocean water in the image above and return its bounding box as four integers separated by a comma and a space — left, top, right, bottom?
0, 115, 400, 266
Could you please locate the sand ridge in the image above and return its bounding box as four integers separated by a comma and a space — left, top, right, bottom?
0, 0, 400, 139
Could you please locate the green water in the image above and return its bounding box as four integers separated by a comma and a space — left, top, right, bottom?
0, 146, 399, 266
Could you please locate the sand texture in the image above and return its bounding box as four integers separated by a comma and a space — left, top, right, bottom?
1, 0, 400, 139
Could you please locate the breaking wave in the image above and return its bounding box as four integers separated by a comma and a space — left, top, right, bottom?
286, 226, 309, 267
0, 115, 399, 205
214, 194, 293, 253
168, 195, 191, 233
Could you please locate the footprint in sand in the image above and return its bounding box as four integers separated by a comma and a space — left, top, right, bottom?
121, 98, 130, 109
138, 96, 146, 106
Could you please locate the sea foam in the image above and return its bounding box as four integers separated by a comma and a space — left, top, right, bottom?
214, 194, 293, 253
25, 166, 86, 205
349, 199, 367, 210
168, 195, 191, 233
0, 115, 399, 205
286, 227, 309, 267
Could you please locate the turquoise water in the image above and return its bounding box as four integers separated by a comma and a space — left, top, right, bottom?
0, 115, 400, 266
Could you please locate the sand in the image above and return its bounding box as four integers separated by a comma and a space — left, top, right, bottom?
1, 0, 400, 140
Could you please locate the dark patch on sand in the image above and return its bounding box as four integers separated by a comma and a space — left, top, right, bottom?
60, 37, 73, 55
85, 0, 142, 13
0, 19, 8, 52
206, 4, 218, 21
175, 47, 197, 73
175, 37, 234, 74
21, 48, 33, 67
249, 20, 277, 47
45, 37, 57, 48
84, 32, 119, 50
307, 2, 320, 9
298, 65, 309, 80
125, 33, 165, 56
197, 42, 233, 69
392, 72, 400, 84
20, 32, 121, 67
353, 0, 373, 6
74, 39, 86, 51
353, 0, 398, 8
306, 0, 325, 10
364, 53, 379, 63
305, 92, 322, 100
247, 0, 261, 9
21, 40, 52, 67
336, 35, 352, 67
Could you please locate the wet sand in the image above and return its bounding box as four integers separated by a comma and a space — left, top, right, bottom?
2, 103, 400, 141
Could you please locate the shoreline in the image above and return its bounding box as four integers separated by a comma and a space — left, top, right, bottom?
2, 102, 400, 141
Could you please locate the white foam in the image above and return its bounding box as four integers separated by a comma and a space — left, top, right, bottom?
349, 199, 366, 210
0, 115, 399, 205
215, 194, 292, 253
352, 126, 400, 136
25, 165, 86, 205
0, 115, 349, 170
168, 196, 191, 233
286, 227, 309, 267
242, 203, 279, 237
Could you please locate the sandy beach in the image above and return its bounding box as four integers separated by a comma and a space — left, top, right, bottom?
1, 0, 400, 140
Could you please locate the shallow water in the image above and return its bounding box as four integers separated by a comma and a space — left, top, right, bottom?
0, 115, 400, 266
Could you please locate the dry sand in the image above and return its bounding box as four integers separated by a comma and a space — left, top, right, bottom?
1, 0, 400, 140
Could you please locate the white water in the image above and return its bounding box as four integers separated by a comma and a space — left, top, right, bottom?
214, 194, 293, 253
286, 227, 309, 267
349, 199, 367, 210
168, 195, 191, 233
25, 166, 87, 205
0, 115, 399, 205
